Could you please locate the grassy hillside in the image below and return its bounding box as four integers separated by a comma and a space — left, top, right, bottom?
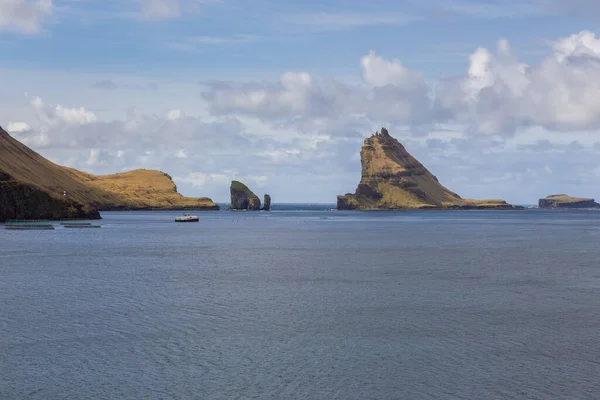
0, 127, 218, 211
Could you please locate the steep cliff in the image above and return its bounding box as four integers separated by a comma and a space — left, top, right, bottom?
0, 126, 219, 215
337, 128, 519, 210
230, 181, 261, 210
539, 194, 600, 209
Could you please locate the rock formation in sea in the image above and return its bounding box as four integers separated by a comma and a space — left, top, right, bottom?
0, 126, 219, 221
337, 128, 520, 210
230, 181, 261, 210
538, 194, 600, 209
262, 194, 271, 211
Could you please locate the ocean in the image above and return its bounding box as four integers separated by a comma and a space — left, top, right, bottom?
2, 207, 600, 399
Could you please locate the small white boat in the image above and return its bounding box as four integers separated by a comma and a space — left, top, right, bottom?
175, 213, 199, 222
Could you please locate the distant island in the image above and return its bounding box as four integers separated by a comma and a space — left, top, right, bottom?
230, 181, 270, 211
337, 128, 521, 210
0, 126, 218, 222
538, 194, 600, 209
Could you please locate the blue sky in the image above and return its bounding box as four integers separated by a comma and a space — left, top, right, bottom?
2, 0, 595, 76
2, 0, 600, 203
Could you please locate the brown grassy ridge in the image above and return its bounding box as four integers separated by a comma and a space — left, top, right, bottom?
0, 127, 218, 211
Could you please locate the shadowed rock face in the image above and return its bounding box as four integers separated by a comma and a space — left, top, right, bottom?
0, 126, 218, 220
0, 178, 100, 221
539, 194, 600, 209
337, 128, 520, 210
230, 181, 261, 210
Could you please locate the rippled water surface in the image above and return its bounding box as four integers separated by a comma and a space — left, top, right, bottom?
2, 208, 600, 399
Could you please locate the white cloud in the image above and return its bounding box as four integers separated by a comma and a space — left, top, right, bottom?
174, 172, 229, 187
205, 72, 354, 119
552, 30, 600, 61
204, 53, 431, 124
29, 95, 97, 125
360, 50, 423, 88
0, 0, 53, 34
435, 30, 600, 134
166, 109, 182, 120
6, 121, 31, 133
54, 104, 97, 125
202, 30, 600, 133
86, 148, 100, 166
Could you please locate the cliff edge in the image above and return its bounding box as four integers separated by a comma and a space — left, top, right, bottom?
539, 194, 600, 209
337, 128, 519, 210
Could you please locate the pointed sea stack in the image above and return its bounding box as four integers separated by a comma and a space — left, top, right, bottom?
337, 128, 520, 210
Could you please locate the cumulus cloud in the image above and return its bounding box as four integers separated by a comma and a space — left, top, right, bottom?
204, 72, 357, 119
204, 51, 431, 124
360, 50, 423, 88
203, 30, 600, 134
174, 171, 229, 187
436, 30, 600, 134
360, 51, 432, 123
173, 170, 269, 189
6, 121, 31, 133
0, 0, 52, 34
29, 95, 97, 125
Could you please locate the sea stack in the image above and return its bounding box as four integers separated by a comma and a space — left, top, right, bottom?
230, 181, 261, 210
538, 194, 600, 209
262, 194, 271, 211
337, 128, 519, 210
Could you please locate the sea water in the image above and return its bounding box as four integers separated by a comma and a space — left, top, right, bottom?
2, 207, 600, 399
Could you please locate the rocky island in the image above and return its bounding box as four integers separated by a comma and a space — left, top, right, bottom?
230, 181, 271, 210
337, 128, 520, 210
538, 194, 600, 209
0, 126, 218, 222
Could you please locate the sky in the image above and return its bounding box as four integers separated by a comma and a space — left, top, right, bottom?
2, 0, 600, 204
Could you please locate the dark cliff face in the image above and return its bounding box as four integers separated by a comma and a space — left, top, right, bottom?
230, 181, 261, 210
0, 179, 101, 222
262, 194, 271, 211
539, 195, 600, 209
